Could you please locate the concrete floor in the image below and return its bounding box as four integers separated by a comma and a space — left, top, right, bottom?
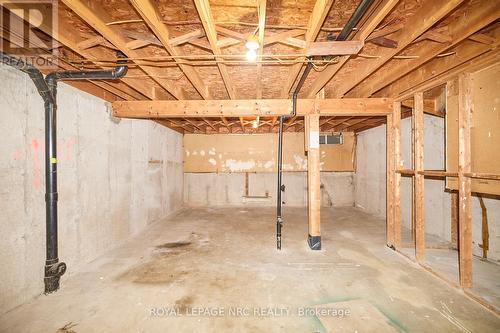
0, 207, 499, 332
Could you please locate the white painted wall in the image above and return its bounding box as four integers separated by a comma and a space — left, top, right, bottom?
184, 172, 355, 207
355, 115, 500, 262
0, 64, 183, 314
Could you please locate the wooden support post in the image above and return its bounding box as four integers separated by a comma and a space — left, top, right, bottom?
451, 191, 459, 249
413, 92, 425, 262
393, 102, 402, 248
306, 113, 321, 250
386, 112, 394, 247
458, 73, 473, 288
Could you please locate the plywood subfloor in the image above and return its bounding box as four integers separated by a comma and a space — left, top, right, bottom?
1, 207, 499, 332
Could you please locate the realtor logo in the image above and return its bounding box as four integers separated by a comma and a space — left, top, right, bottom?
0, 0, 58, 67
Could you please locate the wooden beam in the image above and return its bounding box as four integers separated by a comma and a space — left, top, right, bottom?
306, 113, 321, 249
194, 0, 237, 99
333, 0, 465, 98
61, 0, 184, 99
263, 29, 305, 46
366, 22, 403, 41
169, 29, 205, 46
393, 102, 402, 248
413, 92, 425, 262
130, 0, 211, 99
282, 0, 334, 98
349, 0, 500, 98
112, 98, 393, 118
378, 33, 500, 99
256, 0, 267, 99
306, 41, 364, 56
305, 0, 400, 98
1, 1, 158, 100
458, 73, 472, 289
401, 99, 444, 117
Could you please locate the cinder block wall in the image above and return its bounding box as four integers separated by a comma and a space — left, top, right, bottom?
0, 65, 184, 314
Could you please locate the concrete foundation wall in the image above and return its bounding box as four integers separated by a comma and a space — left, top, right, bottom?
184, 172, 355, 207
0, 65, 183, 314
355, 116, 500, 262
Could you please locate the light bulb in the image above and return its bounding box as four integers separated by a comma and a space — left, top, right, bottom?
246, 49, 257, 62
245, 35, 260, 50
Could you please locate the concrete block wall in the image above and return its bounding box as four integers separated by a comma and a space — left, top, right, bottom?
184, 172, 355, 207
0, 65, 183, 314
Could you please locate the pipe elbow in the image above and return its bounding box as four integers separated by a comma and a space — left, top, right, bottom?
112, 65, 128, 79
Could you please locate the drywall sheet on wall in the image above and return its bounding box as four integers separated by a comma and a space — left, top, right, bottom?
184, 132, 355, 173
446, 63, 500, 195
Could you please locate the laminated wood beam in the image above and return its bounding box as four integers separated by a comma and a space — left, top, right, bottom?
458, 73, 472, 289
112, 98, 393, 118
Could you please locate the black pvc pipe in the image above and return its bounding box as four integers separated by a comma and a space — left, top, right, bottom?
275, 0, 374, 250
43, 53, 127, 293
1, 51, 128, 293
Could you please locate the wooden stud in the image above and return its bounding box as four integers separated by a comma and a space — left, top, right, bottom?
393, 102, 402, 248
451, 191, 459, 249
413, 93, 425, 262
306, 113, 321, 241
386, 111, 395, 247
458, 73, 472, 289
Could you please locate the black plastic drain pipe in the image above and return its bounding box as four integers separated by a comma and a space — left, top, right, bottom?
275, 0, 374, 250
1, 51, 127, 293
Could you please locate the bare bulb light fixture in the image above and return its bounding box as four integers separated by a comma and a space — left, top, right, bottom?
245, 35, 259, 62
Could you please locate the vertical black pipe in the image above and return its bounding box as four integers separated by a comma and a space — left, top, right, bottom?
1, 50, 128, 293
275, 0, 374, 250
42, 54, 127, 293
43, 81, 66, 293
276, 116, 284, 249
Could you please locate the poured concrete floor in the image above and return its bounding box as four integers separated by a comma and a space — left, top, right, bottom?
0, 207, 499, 332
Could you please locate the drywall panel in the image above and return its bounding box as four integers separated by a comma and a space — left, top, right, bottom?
183, 132, 355, 173
446, 63, 500, 194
